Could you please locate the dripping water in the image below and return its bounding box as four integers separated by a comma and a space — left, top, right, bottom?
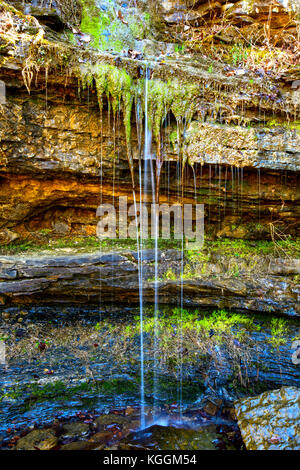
137, 68, 153, 429
224, 166, 228, 218
258, 168, 261, 223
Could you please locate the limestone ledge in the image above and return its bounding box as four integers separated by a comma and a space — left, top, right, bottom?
0, 251, 299, 315
185, 122, 300, 171
0, 95, 299, 174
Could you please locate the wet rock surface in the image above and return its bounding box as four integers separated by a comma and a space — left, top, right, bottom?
16, 428, 58, 450
0, 304, 298, 439
119, 424, 219, 450
0, 251, 299, 315
0, 1, 299, 452
1, 404, 244, 450
0, 1, 299, 241
0, 87, 298, 240
235, 386, 300, 450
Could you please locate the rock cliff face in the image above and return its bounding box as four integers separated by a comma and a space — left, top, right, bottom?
0, 84, 299, 241
0, 1, 299, 304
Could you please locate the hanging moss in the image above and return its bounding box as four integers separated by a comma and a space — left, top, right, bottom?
78, 61, 203, 195
80, 63, 199, 147
169, 79, 199, 123
147, 79, 171, 141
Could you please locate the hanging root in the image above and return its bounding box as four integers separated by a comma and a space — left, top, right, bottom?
21, 67, 34, 94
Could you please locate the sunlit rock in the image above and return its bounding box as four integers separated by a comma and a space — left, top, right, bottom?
235, 387, 300, 450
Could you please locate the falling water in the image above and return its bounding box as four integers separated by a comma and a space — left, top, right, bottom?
136, 66, 162, 428
208, 165, 212, 226
218, 164, 222, 231
137, 68, 153, 429
151, 161, 159, 420
135, 178, 145, 429
178, 121, 185, 422
236, 166, 240, 214
224, 166, 228, 218
98, 90, 104, 331
241, 167, 244, 215
192, 164, 197, 203
258, 168, 261, 222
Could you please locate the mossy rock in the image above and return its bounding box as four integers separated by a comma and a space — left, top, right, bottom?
16, 428, 58, 450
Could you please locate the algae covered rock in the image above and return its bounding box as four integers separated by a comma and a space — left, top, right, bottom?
235, 387, 300, 450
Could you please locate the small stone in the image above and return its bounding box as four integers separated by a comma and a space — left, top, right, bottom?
235, 69, 246, 76
37, 436, 58, 450
125, 406, 136, 416
2, 312, 10, 320
15, 328, 26, 338
291, 80, 300, 89
94, 414, 129, 431
222, 407, 237, 421
122, 419, 141, 435
88, 431, 112, 445
203, 399, 222, 416
52, 222, 70, 235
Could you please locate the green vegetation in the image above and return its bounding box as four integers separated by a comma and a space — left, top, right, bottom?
94, 307, 263, 381
134, 308, 260, 339
79, 1, 151, 51
229, 44, 249, 67
0, 378, 138, 407
0, 380, 89, 403
1, 236, 299, 260
80, 0, 113, 50
187, 237, 300, 260
81, 63, 199, 148
1, 306, 296, 412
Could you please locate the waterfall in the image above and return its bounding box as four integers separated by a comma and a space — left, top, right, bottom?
137, 69, 151, 430
136, 67, 162, 427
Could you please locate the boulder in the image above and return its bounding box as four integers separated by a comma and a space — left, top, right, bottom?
235, 386, 300, 450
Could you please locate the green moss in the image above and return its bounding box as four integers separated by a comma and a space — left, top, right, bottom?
80, 64, 201, 158
0, 380, 90, 403
164, 268, 177, 281
81, 63, 133, 144
267, 119, 300, 130
2, 236, 299, 259
79, 1, 148, 52
127, 13, 151, 40
147, 79, 170, 141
